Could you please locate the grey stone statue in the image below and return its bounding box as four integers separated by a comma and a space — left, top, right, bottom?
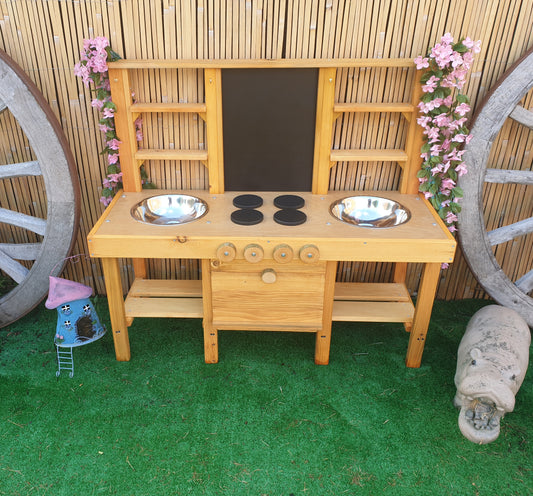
453, 305, 531, 444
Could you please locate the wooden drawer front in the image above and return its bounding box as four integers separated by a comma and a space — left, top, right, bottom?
210, 260, 326, 327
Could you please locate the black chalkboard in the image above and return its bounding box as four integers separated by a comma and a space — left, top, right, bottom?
222, 68, 318, 191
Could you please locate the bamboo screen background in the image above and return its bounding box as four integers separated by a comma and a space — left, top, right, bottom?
0, 0, 531, 300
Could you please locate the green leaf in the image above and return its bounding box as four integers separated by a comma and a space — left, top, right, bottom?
456, 93, 470, 104
107, 164, 119, 174
421, 142, 430, 153
452, 186, 464, 197
102, 187, 114, 198
417, 168, 430, 178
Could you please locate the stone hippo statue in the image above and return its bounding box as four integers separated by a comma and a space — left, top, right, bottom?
454, 305, 531, 444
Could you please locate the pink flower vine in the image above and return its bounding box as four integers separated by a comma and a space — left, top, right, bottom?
415, 34, 481, 236
74, 37, 153, 206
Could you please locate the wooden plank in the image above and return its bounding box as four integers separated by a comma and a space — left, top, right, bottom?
125, 295, 203, 318
330, 149, 408, 163
332, 301, 414, 322
334, 282, 411, 302
0, 207, 46, 235
130, 102, 207, 113
488, 217, 533, 246
108, 58, 416, 69
509, 104, 533, 129
135, 149, 209, 161
129, 278, 202, 297
204, 68, 224, 193
333, 102, 415, 113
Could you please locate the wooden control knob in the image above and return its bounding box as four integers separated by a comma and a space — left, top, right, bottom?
243, 244, 264, 263
299, 244, 320, 263
216, 242, 236, 262
273, 244, 294, 264
261, 268, 277, 284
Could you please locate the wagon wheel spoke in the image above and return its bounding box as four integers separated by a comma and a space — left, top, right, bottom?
484, 169, 533, 184
509, 104, 533, 128
0, 49, 79, 326
487, 216, 533, 246
516, 269, 533, 294
0, 160, 41, 178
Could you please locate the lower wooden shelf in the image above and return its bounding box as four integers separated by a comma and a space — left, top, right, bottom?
123, 278, 414, 325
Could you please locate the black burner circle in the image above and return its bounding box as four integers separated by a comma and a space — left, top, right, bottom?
274, 209, 307, 226
233, 194, 263, 209
274, 194, 305, 209
231, 208, 264, 226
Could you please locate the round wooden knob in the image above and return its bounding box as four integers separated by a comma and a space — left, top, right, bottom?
216, 242, 236, 262
243, 244, 264, 263
273, 244, 294, 264
261, 268, 277, 284
299, 244, 320, 263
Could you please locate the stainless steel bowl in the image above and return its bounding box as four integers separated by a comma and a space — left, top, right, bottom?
131, 194, 208, 225
330, 196, 411, 228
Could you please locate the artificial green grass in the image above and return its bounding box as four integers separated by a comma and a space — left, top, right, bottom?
1, 299, 531, 495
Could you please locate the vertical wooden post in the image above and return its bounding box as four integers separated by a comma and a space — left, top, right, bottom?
108, 68, 142, 193
204, 68, 225, 194
101, 257, 131, 361
312, 67, 337, 195
315, 261, 337, 365
406, 262, 441, 367
401, 69, 424, 195
109, 68, 147, 281
201, 259, 218, 363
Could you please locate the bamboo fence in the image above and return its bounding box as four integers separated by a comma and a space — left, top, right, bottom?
0, 0, 531, 300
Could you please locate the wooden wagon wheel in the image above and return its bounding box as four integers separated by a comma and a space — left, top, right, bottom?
0, 50, 79, 326
458, 47, 533, 327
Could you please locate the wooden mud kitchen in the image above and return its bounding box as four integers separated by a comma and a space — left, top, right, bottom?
87, 59, 456, 368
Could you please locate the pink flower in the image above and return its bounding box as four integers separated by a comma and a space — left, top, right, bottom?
448, 225, 457, 233
108, 173, 123, 183
108, 153, 119, 165
422, 75, 439, 93
455, 102, 471, 116
433, 113, 451, 128
424, 191, 433, 200
441, 263, 449, 269
441, 33, 454, 44
99, 123, 112, 133
446, 211, 458, 224
417, 116, 432, 128
430, 143, 442, 156
91, 98, 104, 109
103, 107, 115, 119
414, 56, 430, 69
107, 138, 121, 150
100, 196, 112, 206
431, 42, 454, 68
441, 178, 456, 191
455, 162, 468, 176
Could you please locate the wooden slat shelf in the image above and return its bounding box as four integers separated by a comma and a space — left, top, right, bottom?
130, 102, 207, 113
129, 279, 202, 297
332, 301, 414, 322
125, 296, 203, 319
334, 282, 411, 302
333, 102, 414, 113
135, 149, 208, 161
330, 149, 408, 163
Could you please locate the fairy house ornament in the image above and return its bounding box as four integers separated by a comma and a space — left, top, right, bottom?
45, 277, 106, 377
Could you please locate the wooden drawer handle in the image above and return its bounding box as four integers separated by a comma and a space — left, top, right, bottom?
261, 268, 277, 284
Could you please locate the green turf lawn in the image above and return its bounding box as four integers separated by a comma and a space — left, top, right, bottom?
1, 299, 531, 495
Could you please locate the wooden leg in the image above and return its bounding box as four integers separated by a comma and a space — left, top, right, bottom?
201, 259, 218, 363
406, 262, 441, 368
101, 258, 130, 361
133, 258, 147, 279
203, 323, 219, 363
315, 261, 337, 365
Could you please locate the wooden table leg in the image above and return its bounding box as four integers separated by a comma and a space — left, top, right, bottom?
315, 261, 337, 365
101, 258, 131, 361
201, 259, 218, 363
406, 262, 441, 368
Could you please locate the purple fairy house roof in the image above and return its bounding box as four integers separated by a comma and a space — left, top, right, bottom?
45, 276, 93, 309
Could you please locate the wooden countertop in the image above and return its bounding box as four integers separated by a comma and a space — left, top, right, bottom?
88, 190, 456, 263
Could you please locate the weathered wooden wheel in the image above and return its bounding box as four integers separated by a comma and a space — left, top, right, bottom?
0, 50, 79, 326
458, 47, 533, 327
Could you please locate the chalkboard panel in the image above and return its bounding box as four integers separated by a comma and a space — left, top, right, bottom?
222, 68, 318, 191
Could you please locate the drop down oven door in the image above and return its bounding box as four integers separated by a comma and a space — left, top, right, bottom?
209, 259, 327, 331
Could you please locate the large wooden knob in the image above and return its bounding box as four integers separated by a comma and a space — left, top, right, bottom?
243, 244, 264, 263
261, 268, 277, 284
273, 244, 294, 264
216, 242, 236, 262
299, 244, 320, 263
